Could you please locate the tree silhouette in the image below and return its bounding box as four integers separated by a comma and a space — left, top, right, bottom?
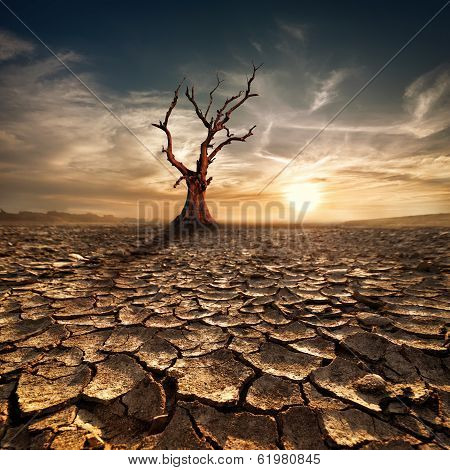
153, 64, 262, 229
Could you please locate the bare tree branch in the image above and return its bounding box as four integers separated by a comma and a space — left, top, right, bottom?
223, 125, 233, 138
163, 78, 184, 126
152, 78, 189, 176
214, 63, 262, 129
196, 64, 261, 182
208, 125, 256, 162
222, 63, 262, 123
173, 175, 186, 188
185, 86, 211, 128
205, 73, 224, 118
153, 65, 261, 193
214, 91, 243, 127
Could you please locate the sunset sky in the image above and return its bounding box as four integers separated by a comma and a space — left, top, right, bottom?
0, 1, 449, 222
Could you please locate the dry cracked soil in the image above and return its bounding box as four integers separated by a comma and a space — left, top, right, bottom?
0, 224, 449, 450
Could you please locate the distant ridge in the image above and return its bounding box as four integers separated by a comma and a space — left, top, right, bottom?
0, 209, 134, 225
343, 213, 450, 228
1, 210, 449, 227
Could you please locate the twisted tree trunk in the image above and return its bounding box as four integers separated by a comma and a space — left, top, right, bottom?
172, 177, 215, 229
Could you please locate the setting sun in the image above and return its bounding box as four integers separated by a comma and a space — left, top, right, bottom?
285, 183, 322, 211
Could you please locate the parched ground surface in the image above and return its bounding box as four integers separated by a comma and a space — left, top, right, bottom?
0, 225, 449, 450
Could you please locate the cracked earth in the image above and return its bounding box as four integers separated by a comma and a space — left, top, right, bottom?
0, 225, 449, 450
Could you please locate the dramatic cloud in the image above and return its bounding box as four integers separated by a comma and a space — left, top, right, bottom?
0, 29, 34, 61
0, 26, 448, 222
403, 66, 450, 137
405, 66, 450, 119
277, 20, 306, 41
309, 69, 352, 112
250, 41, 262, 54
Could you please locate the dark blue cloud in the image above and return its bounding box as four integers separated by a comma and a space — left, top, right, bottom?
1, 0, 448, 93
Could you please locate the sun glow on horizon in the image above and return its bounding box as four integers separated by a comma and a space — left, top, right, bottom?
284, 183, 322, 212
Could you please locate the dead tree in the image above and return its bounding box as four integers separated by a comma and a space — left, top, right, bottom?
152, 64, 261, 229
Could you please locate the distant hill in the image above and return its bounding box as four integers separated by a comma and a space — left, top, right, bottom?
1, 209, 449, 227
344, 213, 450, 228
0, 209, 135, 225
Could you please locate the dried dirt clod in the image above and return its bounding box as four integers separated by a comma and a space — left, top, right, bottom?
228, 336, 263, 354
122, 377, 166, 423
50, 429, 88, 450
356, 312, 393, 329
141, 407, 212, 450
0, 348, 45, 375
402, 347, 449, 392
302, 382, 347, 411
290, 336, 336, 360
136, 337, 178, 371
352, 292, 384, 309
183, 401, 278, 449
74, 404, 143, 448
83, 354, 146, 402
17, 364, 91, 414
62, 330, 111, 362
341, 331, 391, 361
102, 326, 155, 353
393, 414, 433, 440
354, 374, 389, 394
246, 374, 304, 411
118, 306, 150, 325
310, 357, 391, 412
268, 322, 316, 342
29, 406, 78, 432
320, 408, 405, 447
279, 406, 327, 449
17, 324, 69, 349
169, 350, 254, 405
0, 317, 53, 344
244, 342, 321, 381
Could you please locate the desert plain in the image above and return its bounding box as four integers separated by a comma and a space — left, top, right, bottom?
0, 223, 449, 450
